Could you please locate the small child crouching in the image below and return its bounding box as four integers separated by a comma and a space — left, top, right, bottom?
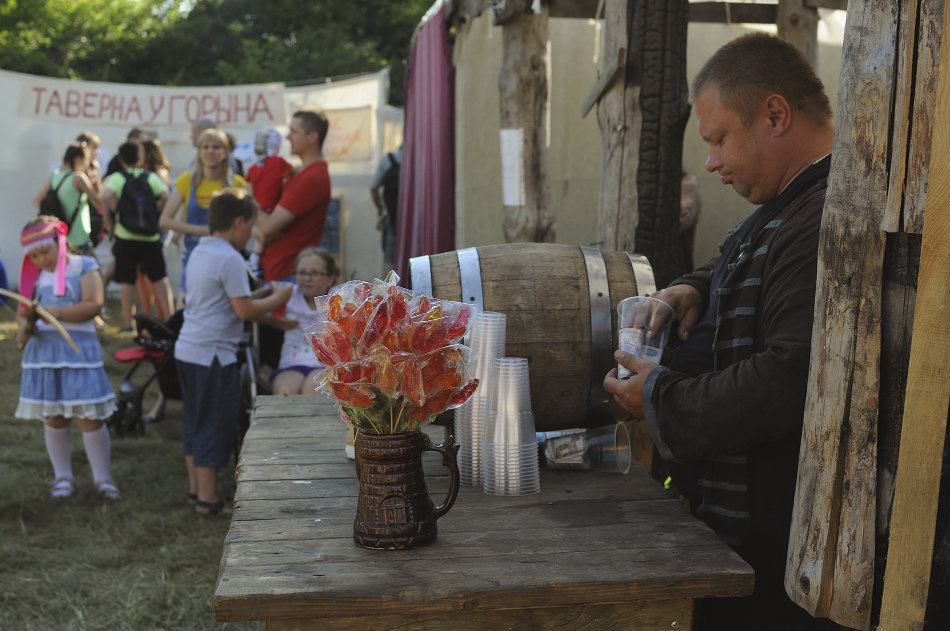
174, 189, 291, 516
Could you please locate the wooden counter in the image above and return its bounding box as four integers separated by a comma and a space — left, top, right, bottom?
214, 395, 753, 630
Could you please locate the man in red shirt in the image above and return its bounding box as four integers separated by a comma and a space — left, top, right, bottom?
257, 108, 331, 282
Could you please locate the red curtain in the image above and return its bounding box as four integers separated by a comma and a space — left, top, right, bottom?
394, 5, 455, 283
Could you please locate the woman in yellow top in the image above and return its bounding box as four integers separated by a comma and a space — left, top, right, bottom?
159, 128, 246, 302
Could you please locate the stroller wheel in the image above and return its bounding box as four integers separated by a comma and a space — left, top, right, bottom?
109, 403, 144, 438
108, 401, 129, 437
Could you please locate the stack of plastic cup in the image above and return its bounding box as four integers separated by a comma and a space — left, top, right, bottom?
483, 357, 540, 496
455, 311, 506, 487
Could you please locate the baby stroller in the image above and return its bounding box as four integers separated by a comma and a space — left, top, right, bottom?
108, 311, 260, 456
108, 311, 183, 437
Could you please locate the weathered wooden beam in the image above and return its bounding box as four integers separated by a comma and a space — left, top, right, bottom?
877, 3, 950, 626
777, 0, 819, 65
883, 0, 943, 233
597, 0, 640, 254
785, 0, 895, 627
687, 2, 778, 24
805, 0, 848, 10
492, 0, 533, 25
596, 0, 689, 289
581, 46, 625, 118
498, 3, 555, 243
629, 0, 691, 289
463, 0, 847, 23
549, 0, 601, 19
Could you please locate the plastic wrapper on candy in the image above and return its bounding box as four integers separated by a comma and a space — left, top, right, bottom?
308, 271, 479, 434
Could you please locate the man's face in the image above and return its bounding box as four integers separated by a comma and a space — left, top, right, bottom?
696, 86, 778, 205
286, 117, 313, 157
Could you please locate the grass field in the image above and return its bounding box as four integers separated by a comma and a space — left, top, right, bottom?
0, 300, 262, 631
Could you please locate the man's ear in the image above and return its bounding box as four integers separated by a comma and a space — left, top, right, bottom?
764, 94, 792, 135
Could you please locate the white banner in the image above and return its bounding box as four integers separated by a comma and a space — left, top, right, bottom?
323, 106, 373, 162
18, 76, 285, 127
0, 68, 399, 290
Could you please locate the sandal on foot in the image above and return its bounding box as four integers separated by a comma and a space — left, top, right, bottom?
195, 499, 225, 516
51, 477, 75, 498
187, 492, 198, 507
96, 480, 121, 500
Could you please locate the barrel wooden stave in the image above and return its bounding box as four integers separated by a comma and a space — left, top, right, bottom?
418, 243, 647, 431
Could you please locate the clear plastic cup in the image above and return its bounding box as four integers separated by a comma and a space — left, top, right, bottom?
616, 296, 675, 378
585, 422, 632, 474
491, 357, 532, 415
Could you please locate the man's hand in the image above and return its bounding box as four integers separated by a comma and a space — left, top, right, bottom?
652, 284, 702, 342
603, 351, 659, 418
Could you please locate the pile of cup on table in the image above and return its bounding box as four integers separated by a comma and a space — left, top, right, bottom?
454, 311, 540, 495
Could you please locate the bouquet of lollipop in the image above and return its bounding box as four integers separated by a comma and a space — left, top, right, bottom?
307, 273, 479, 435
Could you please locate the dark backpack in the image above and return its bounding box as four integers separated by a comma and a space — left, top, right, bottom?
39, 171, 81, 228
116, 170, 159, 236
381, 152, 400, 225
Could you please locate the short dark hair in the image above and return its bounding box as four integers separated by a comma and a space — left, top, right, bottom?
118, 141, 141, 167
127, 127, 149, 141
62, 142, 87, 166
692, 33, 832, 127
208, 188, 258, 233
293, 108, 329, 148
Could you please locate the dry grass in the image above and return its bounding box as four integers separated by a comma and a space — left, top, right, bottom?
0, 300, 262, 631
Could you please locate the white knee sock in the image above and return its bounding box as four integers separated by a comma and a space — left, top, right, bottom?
44, 425, 73, 481
81, 425, 112, 485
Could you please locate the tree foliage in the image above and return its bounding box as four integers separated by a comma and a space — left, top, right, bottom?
0, 0, 180, 82
0, 0, 431, 104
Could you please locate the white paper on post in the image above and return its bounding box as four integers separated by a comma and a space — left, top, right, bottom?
500, 128, 525, 207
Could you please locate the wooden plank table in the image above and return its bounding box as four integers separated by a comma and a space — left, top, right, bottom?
214, 395, 754, 630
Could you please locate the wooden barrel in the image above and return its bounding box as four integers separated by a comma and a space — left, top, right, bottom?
409, 243, 656, 431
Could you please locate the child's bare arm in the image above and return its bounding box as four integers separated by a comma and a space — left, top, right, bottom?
257, 314, 299, 331
230, 284, 293, 321
43, 271, 104, 323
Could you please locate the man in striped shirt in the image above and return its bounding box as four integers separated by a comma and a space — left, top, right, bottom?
605, 34, 840, 630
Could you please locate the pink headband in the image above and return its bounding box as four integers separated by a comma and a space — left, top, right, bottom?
20, 221, 68, 300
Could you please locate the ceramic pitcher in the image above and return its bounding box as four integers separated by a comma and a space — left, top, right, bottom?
353, 430, 460, 550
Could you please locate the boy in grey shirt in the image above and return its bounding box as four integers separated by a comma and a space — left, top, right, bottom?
175, 189, 291, 516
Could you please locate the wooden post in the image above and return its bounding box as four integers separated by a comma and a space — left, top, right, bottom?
596, 0, 640, 254
496, 0, 555, 243
596, 0, 689, 288
877, 3, 950, 626
776, 0, 819, 67
784, 2, 897, 628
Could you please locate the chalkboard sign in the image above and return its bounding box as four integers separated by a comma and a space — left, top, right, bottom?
318, 197, 343, 268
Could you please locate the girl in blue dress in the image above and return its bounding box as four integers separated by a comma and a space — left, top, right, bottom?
15, 216, 120, 500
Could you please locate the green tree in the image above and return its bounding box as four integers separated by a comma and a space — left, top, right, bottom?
142, 0, 431, 103
0, 0, 432, 104
0, 0, 182, 83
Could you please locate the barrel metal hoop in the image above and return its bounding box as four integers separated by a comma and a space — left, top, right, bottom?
626, 252, 656, 296
409, 255, 433, 296
581, 246, 612, 419
456, 247, 484, 311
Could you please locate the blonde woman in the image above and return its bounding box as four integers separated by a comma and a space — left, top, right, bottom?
159, 128, 246, 301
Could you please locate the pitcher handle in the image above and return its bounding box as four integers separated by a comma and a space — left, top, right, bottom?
422, 432, 460, 519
